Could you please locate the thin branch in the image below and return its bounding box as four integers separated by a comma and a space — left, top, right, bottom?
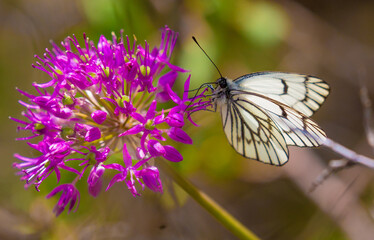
322, 137, 374, 168
358, 70, 374, 152
309, 159, 355, 192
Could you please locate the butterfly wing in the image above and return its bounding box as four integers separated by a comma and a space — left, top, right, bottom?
233, 72, 330, 117
220, 95, 289, 165
220, 91, 327, 165
216, 72, 329, 165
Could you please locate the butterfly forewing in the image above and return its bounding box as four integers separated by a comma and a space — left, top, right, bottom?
233, 72, 330, 117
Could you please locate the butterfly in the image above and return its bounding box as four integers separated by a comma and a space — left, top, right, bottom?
192, 37, 330, 166
211, 72, 329, 166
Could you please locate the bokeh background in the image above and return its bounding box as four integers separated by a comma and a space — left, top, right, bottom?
2, 0, 374, 239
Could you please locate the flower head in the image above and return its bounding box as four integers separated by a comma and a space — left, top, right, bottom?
12, 26, 208, 216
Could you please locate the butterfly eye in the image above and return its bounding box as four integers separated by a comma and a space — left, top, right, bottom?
218, 77, 227, 88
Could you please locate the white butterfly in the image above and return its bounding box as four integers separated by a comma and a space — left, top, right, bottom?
211, 72, 330, 166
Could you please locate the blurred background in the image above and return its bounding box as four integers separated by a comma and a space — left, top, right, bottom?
2, 0, 374, 239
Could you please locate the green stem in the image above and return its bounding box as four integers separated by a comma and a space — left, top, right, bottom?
158, 160, 261, 240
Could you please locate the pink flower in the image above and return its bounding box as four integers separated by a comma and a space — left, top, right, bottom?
12, 26, 209, 216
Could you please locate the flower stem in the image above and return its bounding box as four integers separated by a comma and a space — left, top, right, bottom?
158, 160, 261, 240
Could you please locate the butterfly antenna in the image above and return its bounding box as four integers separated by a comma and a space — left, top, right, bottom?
186, 37, 220, 112
192, 36, 223, 79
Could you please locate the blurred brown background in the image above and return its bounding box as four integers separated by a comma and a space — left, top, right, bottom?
2, 0, 374, 239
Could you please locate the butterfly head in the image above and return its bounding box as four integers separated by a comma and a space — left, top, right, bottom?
217, 77, 227, 89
